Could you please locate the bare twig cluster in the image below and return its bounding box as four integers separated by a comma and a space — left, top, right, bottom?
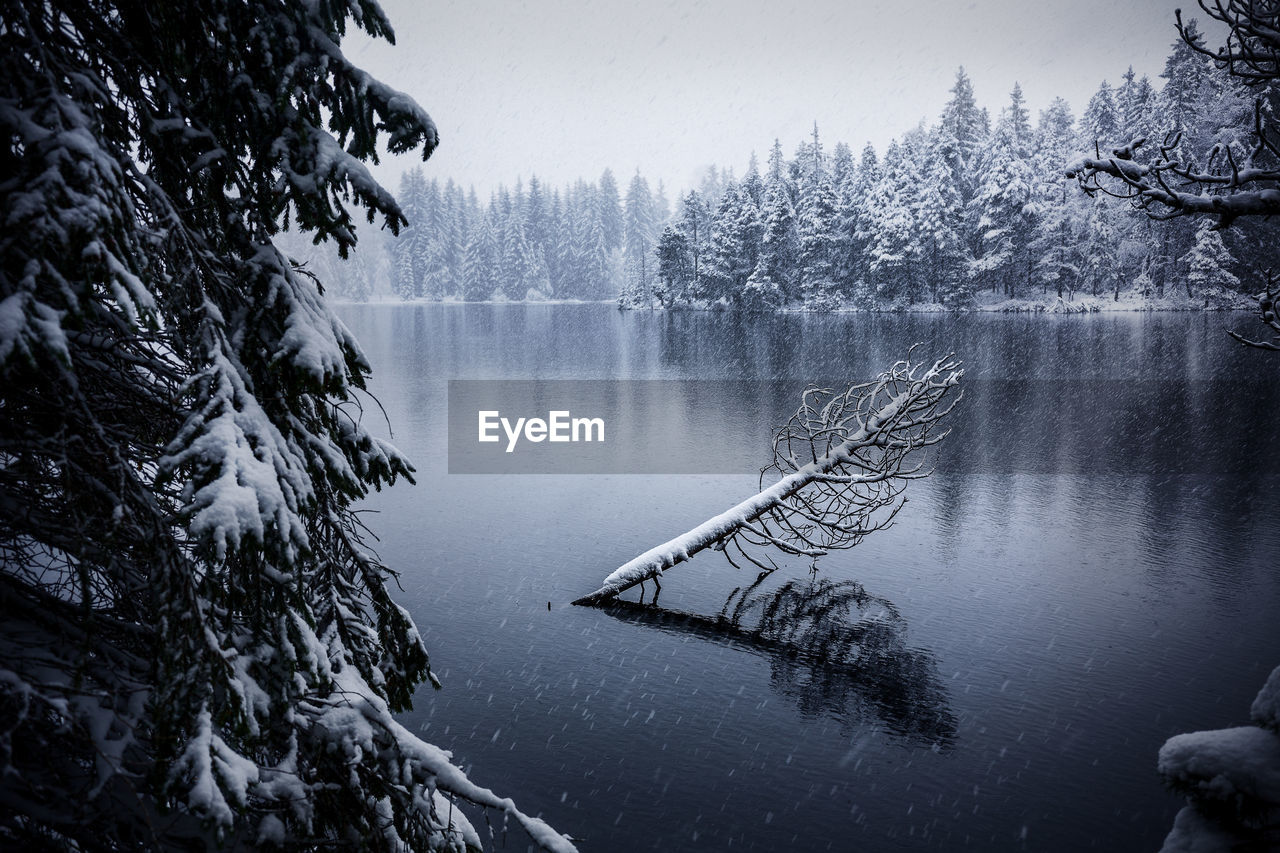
1181, 0, 1280, 83
572, 352, 962, 606
721, 355, 963, 576
1228, 269, 1280, 348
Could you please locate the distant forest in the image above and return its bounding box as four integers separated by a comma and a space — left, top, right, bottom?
281, 22, 1279, 310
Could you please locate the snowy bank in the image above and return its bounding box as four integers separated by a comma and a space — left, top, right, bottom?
1158, 665, 1280, 852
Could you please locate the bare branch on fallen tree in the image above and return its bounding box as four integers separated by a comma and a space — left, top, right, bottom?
571, 352, 963, 606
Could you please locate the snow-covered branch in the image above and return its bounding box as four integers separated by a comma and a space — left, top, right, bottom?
1066, 129, 1280, 226
1067, 3, 1280, 227
572, 352, 962, 606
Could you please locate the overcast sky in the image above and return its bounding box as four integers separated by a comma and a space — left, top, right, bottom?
348, 0, 1218, 199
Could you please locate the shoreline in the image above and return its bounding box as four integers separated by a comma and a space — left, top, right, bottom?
330, 297, 1259, 315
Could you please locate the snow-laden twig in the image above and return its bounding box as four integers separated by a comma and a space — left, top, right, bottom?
572, 352, 962, 606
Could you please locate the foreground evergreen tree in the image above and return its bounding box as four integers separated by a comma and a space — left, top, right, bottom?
0, 0, 574, 849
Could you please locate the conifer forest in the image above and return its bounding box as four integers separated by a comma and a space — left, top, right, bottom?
282, 40, 1279, 312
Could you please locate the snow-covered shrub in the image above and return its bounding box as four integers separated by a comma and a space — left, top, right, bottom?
1158, 665, 1280, 852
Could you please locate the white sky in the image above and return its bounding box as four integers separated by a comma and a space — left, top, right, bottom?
347, 0, 1220, 198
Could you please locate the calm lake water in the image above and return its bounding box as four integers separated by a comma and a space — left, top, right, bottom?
338, 303, 1280, 852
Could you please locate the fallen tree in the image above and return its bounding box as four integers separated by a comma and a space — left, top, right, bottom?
572, 352, 963, 606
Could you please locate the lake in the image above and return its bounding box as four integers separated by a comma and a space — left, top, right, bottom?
338, 302, 1280, 852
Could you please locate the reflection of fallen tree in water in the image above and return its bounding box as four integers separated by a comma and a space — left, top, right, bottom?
596, 577, 956, 748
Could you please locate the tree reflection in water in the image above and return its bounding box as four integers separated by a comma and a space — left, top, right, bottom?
596, 577, 957, 748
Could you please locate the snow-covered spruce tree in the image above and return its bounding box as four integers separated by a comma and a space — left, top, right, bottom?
939, 67, 989, 220
865, 140, 919, 304
596, 168, 624, 254
619, 171, 657, 307
0, 1, 574, 849
389, 168, 431, 300
1184, 217, 1242, 297
676, 190, 711, 304
461, 212, 500, 302
706, 182, 761, 305
796, 150, 842, 310
970, 111, 1038, 300
914, 129, 969, 306
1082, 79, 1121, 150
1029, 97, 1085, 300
653, 224, 692, 306
498, 207, 533, 301
746, 177, 796, 311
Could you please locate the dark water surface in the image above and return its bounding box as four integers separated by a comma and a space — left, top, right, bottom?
338, 303, 1280, 852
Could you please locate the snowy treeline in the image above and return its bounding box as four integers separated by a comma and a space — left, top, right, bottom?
349, 168, 673, 302
332, 24, 1277, 310
641, 56, 1276, 311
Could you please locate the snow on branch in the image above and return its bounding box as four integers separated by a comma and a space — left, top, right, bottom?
296, 662, 580, 853
1065, 129, 1280, 226
1066, 3, 1280, 227
572, 352, 963, 606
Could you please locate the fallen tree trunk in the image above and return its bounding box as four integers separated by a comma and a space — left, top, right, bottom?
572, 352, 962, 606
